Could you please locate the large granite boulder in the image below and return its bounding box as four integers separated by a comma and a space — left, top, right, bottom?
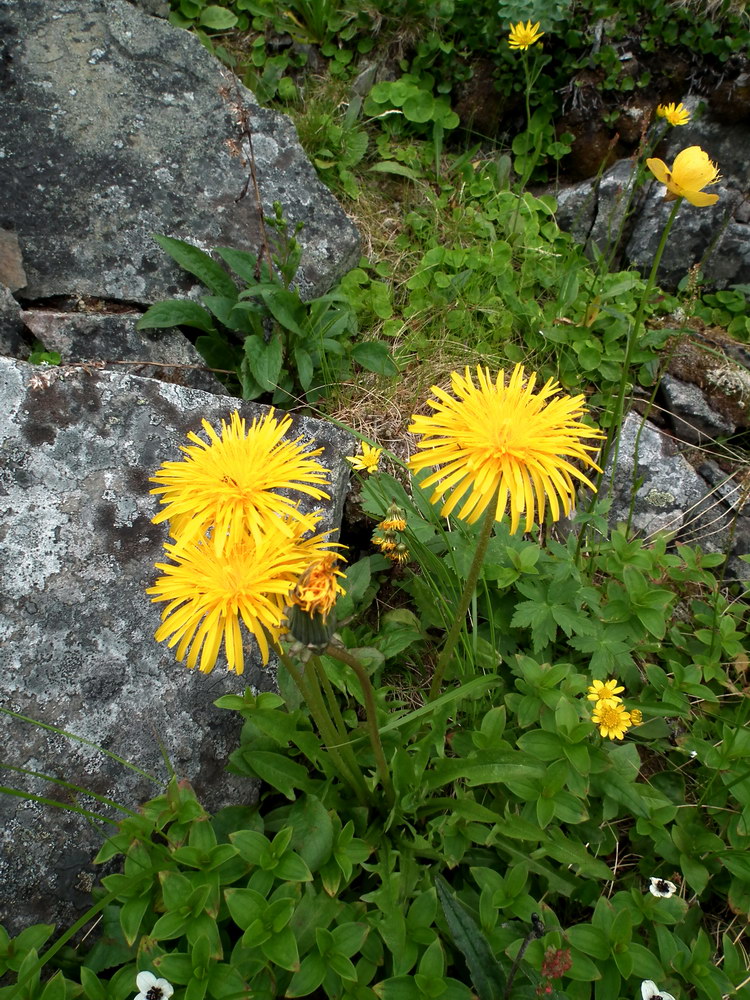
0, 356, 353, 934
0, 0, 360, 303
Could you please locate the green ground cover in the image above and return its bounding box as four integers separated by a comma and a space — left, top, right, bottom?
5, 1, 750, 999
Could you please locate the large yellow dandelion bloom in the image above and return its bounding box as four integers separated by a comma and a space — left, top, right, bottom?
508, 20, 544, 50
656, 102, 690, 127
646, 146, 720, 207
287, 553, 347, 622
408, 365, 604, 534
147, 517, 337, 673
149, 410, 330, 554
591, 701, 632, 740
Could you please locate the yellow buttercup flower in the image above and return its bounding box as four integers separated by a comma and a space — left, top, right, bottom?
287, 552, 346, 622
591, 701, 632, 740
646, 146, 720, 207
656, 102, 690, 126
408, 365, 604, 534
586, 678, 624, 703
346, 442, 382, 475
508, 20, 544, 50
149, 410, 329, 555
147, 517, 337, 672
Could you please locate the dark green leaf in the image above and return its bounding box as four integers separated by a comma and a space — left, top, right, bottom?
351, 340, 398, 375
436, 876, 505, 1000
152, 235, 237, 297
137, 300, 216, 333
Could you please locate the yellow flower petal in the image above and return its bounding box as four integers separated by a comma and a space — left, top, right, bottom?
647, 146, 720, 208
408, 365, 603, 533
508, 19, 544, 50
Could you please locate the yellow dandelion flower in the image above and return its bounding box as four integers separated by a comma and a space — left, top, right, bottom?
656, 102, 690, 126
586, 678, 625, 703
346, 442, 382, 475
508, 20, 544, 50
592, 701, 632, 740
379, 517, 407, 532
630, 708, 643, 726
372, 534, 396, 553
288, 552, 346, 622
149, 410, 330, 555
147, 517, 337, 672
408, 365, 604, 534
388, 543, 410, 565
646, 146, 720, 207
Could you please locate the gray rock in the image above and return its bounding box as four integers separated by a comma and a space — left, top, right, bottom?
604, 411, 750, 581
21, 308, 230, 395
0, 355, 353, 934
0, 284, 28, 357
0, 0, 360, 303
660, 374, 736, 445
0, 229, 27, 293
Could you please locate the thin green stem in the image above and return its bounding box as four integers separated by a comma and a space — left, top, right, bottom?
277, 649, 370, 805
429, 503, 496, 701
324, 643, 394, 806
602, 196, 683, 477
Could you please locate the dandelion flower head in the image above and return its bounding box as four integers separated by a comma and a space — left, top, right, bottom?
150, 410, 330, 555
287, 552, 346, 622
346, 441, 382, 475
508, 20, 544, 50
656, 102, 690, 126
586, 678, 624, 703
646, 146, 720, 207
408, 365, 604, 534
147, 515, 338, 672
591, 700, 632, 740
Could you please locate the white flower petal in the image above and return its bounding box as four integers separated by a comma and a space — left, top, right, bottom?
136, 972, 157, 993
641, 981, 676, 1000
648, 877, 677, 898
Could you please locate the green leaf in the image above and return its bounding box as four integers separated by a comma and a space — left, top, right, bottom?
137, 300, 216, 333
286, 952, 327, 996
119, 894, 151, 947
245, 750, 310, 799
287, 795, 335, 872
198, 5, 238, 28
216, 246, 261, 284
566, 924, 610, 960
152, 234, 238, 297
243, 334, 284, 392
262, 925, 299, 971
293, 346, 314, 391
351, 340, 398, 375
436, 876, 505, 1000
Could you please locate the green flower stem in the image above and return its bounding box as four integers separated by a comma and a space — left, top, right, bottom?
603, 196, 683, 475
324, 642, 394, 806
428, 502, 496, 701
278, 649, 370, 805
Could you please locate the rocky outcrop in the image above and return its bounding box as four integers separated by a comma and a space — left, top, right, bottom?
0, 0, 360, 304
0, 356, 353, 935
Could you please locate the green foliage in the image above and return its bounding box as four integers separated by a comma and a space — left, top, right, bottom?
137, 212, 396, 405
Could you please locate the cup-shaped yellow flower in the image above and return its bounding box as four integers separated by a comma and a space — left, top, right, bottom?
656, 102, 690, 126
508, 20, 544, 50
591, 701, 632, 740
646, 146, 720, 207
147, 517, 338, 672
408, 365, 604, 534
150, 410, 330, 555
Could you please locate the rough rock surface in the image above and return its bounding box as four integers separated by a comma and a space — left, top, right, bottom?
21, 309, 230, 395
554, 109, 750, 290
605, 411, 750, 581
0, 0, 360, 303
0, 356, 353, 934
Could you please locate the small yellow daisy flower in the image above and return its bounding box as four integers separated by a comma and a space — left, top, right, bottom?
646, 146, 720, 207
592, 701, 632, 740
346, 442, 382, 475
586, 678, 625, 703
656, 102, 690, 126
508, 20, 544, 50
408, 365, 604, 534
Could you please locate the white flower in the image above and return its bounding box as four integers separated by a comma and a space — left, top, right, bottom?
642, 980, 677, 1000
648, 877, 678, 898
135, 971, 174, 1000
